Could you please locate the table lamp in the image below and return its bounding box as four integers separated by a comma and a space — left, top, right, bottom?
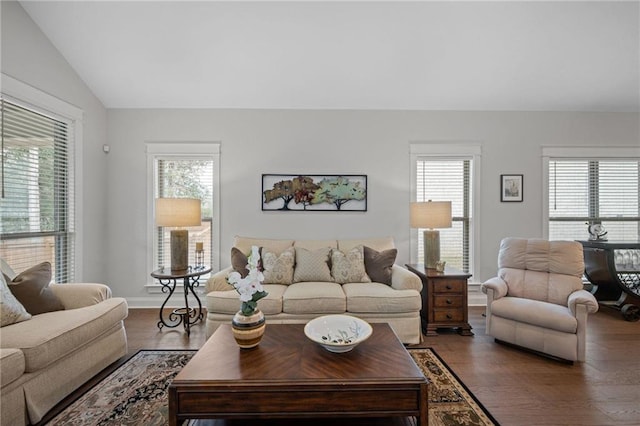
155, 198, 201, 271
410, 200, 452, 269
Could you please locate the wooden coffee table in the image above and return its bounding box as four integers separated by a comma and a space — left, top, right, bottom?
169, 323, 428, 426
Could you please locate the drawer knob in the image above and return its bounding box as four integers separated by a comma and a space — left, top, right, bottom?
446, 314, 453, 319
446, 299, 453, 305
446, 285, 452, 290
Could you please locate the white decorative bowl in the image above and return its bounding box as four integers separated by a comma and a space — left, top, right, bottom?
304, 315, 373, 353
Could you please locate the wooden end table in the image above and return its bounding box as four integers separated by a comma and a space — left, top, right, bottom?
150, 265, 211, 336
169, 323, 428, 425
406, 263, 473, 336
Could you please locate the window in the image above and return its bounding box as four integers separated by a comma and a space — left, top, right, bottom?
1, 87, 80, 283
410, 143, 481, 278
545, 149, 640, 241
146, 142, 220, 283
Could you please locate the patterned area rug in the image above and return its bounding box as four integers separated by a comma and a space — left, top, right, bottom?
410, 348, 499, 426
45, 348, 498, 426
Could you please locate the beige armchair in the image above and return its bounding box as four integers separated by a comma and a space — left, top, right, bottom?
481, 238, 598, 362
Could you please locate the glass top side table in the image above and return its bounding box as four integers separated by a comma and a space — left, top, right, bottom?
150, 265, 212, 336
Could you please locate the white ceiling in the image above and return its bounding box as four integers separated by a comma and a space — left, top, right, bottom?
19, 1, 640, 111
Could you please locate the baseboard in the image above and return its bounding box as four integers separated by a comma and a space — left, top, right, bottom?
125, 296, 201, 308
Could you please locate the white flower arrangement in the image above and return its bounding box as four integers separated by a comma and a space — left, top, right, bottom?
227, 246, 269, 316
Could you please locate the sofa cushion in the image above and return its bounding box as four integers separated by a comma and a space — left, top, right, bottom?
499, 268, 583, 305
0, 297, 128, 372
6, 262, 65, 315
491, 296, 578, 333
363, 246, 397, 285
331, 245, 370, 284
283, 282, 346, 314
234, 236, 294, 256
0, 348, 25, 387
343, 283, 421, 313
1, 273, 31, 327
293, 239, 338, 250
338, 237, 395, 253
261, 247, 295, 284
205, 284, 286, 315
498, 238, 584, 277
293, 247, 333, 282
231, 247, 249, 278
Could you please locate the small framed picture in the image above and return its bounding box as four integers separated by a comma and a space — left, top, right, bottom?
500, 174, 523, 202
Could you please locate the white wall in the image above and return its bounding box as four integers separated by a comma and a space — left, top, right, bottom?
1, 1, 109, 282
3, 1, 639, 306
106, 109, 639, 304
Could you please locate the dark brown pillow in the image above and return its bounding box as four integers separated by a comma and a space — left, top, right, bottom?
7, 262, 65, 315
363, 246, 397, 285
231, 247, 249, 278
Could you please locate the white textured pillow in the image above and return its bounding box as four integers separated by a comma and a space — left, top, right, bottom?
331, 245, 371, 284
261, 246, 295, 285
1, 273, 31, 327
293, 247, 333, 282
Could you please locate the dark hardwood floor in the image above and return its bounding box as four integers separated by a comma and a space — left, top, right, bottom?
125, 306, 640, 426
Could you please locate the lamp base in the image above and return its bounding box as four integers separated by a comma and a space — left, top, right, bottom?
170, 229, 189, 271
423, 229, 440, 269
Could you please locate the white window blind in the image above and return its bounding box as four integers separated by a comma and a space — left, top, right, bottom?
548, 159, 640, 241
0, 98, 75, 282
154, 158, 214, 270
416, 158, 473, 273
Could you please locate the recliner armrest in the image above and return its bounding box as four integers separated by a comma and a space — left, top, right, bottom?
568, 289, 599, 316
50, 283, 112, 309
390, 265, 422, 291
481, 277, 508, 300
206, 266, 234, 293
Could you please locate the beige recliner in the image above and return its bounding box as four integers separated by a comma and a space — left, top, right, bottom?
481, 238, 598, 362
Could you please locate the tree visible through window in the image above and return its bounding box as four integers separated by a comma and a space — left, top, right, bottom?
155, 158, 214, 270
0, 98, 75, 282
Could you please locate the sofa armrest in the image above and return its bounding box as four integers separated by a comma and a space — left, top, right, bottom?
481, 277, 508, 300
49, 283, 112, 309
206, 267, 235, 293
568, 289, 599, 316
390, 265, 422, 292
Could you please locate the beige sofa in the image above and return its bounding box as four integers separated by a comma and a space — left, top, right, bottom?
205, 236, 423, 344
481, 238, 598, 362
0, 277, 128, 425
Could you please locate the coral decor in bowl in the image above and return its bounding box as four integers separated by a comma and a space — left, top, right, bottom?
304, 314, 373, 353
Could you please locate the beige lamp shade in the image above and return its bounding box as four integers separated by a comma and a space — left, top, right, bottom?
410, 200, 452, 269
155, 198, 201, 271
155, 198, 202, 227
410, 201, 452, 229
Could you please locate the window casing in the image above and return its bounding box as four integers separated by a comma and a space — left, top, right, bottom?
1, 82, 81, 283
545, 148, 640, 242
410, 143, 481, 280
146, 142, 220, 284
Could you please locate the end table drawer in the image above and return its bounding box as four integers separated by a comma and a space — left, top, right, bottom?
433, 309, 464, 322
433, 280, 465, 293
433, 295, 463, 308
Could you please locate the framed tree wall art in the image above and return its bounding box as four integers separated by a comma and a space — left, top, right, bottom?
262, 174, 367, 211
500, 174, 523, 202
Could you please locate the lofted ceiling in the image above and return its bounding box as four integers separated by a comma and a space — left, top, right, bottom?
18, 1, 640, 111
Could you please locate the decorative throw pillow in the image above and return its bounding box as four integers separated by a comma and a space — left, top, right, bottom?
363, 246, 398, 286
261, 247, 295, 285
7, 262, 65, 315
331, 245, 371, 284
230, 247, 249, 278
1, 272, 32, 326
293, 247, 333, 283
